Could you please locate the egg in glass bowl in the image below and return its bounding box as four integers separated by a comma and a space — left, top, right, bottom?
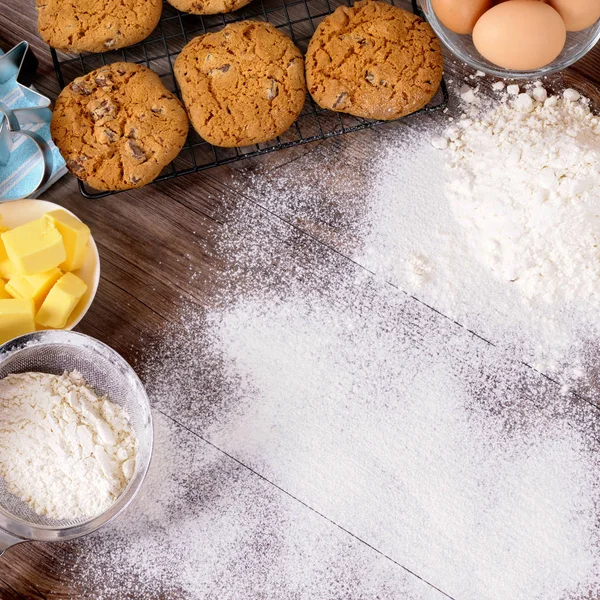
421, 0, 600, 79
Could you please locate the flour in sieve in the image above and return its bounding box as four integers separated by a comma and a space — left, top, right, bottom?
0, 370, 138, 520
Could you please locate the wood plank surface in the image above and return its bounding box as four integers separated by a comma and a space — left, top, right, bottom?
1, 1, 600, 598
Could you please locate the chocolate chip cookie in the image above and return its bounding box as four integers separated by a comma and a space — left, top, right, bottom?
174, 21, 306, 147
36, 0, 162, 53
51, 62, 189, 191
167, 0, 251, 16
305, 0, 444, 120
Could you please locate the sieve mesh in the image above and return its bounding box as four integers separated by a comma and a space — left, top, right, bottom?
0, 331, 153, 539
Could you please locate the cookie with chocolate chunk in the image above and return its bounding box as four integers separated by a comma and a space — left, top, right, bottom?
167, 0, 251, 15
174, 21, 306, 147
36, 0, 162, 53
305, 0, 444, 120
51, 62, 188, 191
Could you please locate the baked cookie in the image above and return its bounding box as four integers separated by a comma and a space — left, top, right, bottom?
167, 0, 251, 16
36, 0, 162, 53
174, 21, 306, 147
51, 62, 189, 191
305, 0, 444, 120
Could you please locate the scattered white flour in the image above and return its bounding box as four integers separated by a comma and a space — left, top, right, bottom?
120, 234, 600, 600
0, 371, 138, 520
204, 291, 600, 600
75, 188, 596, 600
51, 82, 600, 598
67, 412, 446, 600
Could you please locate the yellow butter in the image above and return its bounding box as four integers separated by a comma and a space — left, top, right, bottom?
6, 268, 63, 309
36, 272, 87, 329
2, 218, 66, 276
0, 280, 13, 300
44, 210, 91, 272
0, 220, 15, 281
0, 243, 17, 281
0, 298, 35, 344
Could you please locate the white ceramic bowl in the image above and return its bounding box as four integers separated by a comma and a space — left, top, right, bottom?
0, 199, 100, 330
421, 0, 600, 79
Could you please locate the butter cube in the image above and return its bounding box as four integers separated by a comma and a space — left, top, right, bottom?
2, 218, 66, 276
0, 221, 16, 280
0, 244, 17, 281
0, 280, 13, 300
36, 272, 87, 329
44, 210, 91, 272
6, 268, 63, 309
0, 298, 35, 344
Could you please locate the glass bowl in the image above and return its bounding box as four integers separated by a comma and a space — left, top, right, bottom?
0, 330, 153, 556
420, 0, 600, 79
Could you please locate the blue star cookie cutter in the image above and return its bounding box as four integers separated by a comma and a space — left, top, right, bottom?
0, 41, 54, 201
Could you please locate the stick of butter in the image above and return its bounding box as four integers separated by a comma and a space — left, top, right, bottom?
44, 210, 91, 272
0, 298, 35, 344
6, 268, 63, 309
36, 272, 88, 329
2, 218, 66, 276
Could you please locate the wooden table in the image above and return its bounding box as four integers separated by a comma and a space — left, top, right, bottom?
2, 2, 600, 598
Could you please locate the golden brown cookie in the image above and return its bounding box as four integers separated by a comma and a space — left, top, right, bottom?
305, 0, 444, 120
174, 21, 306, 148
167, 0, 251, 16
36, 0, 162, 53
51, 62, 189, 191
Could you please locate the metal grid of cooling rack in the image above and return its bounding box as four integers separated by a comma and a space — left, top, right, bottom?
50, 0, 448, 198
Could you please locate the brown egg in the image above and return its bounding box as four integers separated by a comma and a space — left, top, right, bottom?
548, 0, 600, 31
473, 1, 566, 70
431, 0, 494, 34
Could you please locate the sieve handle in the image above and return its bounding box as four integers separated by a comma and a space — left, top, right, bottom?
0, 529, 23, 557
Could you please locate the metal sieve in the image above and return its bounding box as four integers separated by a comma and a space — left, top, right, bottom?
0, 330, 153, 557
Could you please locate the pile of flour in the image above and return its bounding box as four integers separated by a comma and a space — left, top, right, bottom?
0, 371, 138, 520
355, 84, 600, 379
437, 85, 600, 306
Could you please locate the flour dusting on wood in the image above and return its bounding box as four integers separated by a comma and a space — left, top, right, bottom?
64, 85, 600, 599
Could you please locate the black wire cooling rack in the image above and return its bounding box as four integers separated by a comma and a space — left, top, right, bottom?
50, 0, 448, 198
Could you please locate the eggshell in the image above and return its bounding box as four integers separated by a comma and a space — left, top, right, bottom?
473, 1, 567, 70
431, 0, 494, 34
548, 0, 600, 31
